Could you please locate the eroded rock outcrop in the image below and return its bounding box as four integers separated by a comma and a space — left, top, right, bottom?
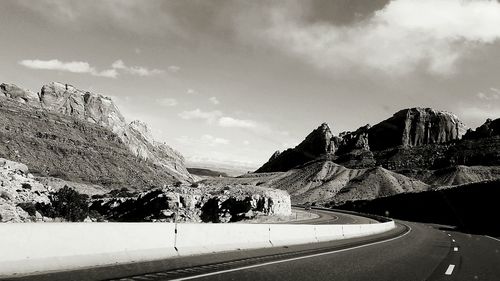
0, 158, 52, 222
256, 123, 337, 173
90, 184, 291, 223
368, 108, 466, 151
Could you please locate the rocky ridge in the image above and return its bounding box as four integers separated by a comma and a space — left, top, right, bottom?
251, 107, 499, 204
0, 82, 193, 188
256, 123, 338, 173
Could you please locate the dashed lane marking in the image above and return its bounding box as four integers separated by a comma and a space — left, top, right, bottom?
445, 264, 455, 275
453, 247, 458, 252
452, 239, 455, 242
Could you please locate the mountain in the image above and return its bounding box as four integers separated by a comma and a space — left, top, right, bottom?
250, 107, 499, 204
0, 82, 193, 190
256, 123, 338, 172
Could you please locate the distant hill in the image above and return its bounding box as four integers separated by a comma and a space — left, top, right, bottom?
187, 168, 229, 178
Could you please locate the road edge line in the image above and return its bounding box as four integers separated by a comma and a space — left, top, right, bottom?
170, 223, 412, 281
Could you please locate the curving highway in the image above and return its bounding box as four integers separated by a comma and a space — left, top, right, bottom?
6, 209, 500, 281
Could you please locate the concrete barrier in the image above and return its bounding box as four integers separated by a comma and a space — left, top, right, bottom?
314, 225, 344, 242
175, 223, 272, 255
0, 220, 395, 277
0, 223, 177, 276
269, 224, 318, 246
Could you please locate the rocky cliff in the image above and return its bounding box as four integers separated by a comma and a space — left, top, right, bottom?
256, 123, 338, 172
368, 108, 466, 151
0, 82, 193, 189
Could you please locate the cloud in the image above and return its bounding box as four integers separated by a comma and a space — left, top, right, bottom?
217, 116, 258, 129
477, 89, 500, 101
178, 109, 222, 123
158, 97, 178, 107
19, 59, 117, 78
186, 88, 197, 95
19, 58, 165, 78
176, 134, 229, 147
111, 59, 163, 76
263, 0, 500, 75
168, 65, 181, 73
178, 108, 268, 131
209, 96, 220, 105
201, 134, 229, 145
243, 140, 250, 145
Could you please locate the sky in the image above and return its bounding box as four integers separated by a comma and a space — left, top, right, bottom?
1, 0, 500, 169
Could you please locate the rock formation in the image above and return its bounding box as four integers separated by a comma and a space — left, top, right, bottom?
0, 158, 52, 222
0, 82, 193, 189
368, 107, 466, 151
463, 118, 500, 140
256, 123, 337, 172
90, 184, 291, 223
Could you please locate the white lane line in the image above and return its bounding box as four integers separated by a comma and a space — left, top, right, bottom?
445, 264, 455, 275
170, 224, 412, 281
453, 247, 458, 252
447, 234, 451, 236
486, 235, 500, 242
452, 239, 456, 242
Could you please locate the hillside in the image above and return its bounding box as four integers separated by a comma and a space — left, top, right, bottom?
334, 180, 500, 236
0, 82, 193, 190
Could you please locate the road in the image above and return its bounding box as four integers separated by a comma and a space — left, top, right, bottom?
5, 210, 500, 281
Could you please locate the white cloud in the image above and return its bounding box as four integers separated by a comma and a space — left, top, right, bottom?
201, 134, 229, 145
186, 88, 197, 95
218, 116, 258, 129
264, 0, 500, 75
209, 96, 220, 105
176, 134, 229, 147
158, 97, 178, 107
243, 140, 250, 145
168, 65, 181, 73
477, 90, 500, 101
19, 59, 117, 78
178, 109, 222, 123
111, 59, 163, 76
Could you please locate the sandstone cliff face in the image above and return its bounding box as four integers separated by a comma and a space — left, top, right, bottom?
368, 108, 466, 151
256, 123, 337, 173
39, 82, 191, 181
0, 82, 192, 183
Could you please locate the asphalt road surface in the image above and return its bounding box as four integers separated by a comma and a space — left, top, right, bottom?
5, 210, 500, 281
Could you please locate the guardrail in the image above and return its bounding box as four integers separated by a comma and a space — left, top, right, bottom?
0, 219, 395, 277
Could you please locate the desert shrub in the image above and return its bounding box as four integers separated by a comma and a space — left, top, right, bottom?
21, 183, 32, 190
17, 202, 37, 216
88, 209, 105, 222
174, 181, 183, 187
50, 186, 89, 222
190, 182, 199, 188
